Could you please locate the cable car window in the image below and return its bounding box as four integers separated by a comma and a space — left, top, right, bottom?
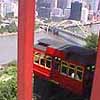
76, 67, 83, 81
77, 67, 83, 71
87, 65, 95, 72
68, 65, 75, 78
34, 52, 40, 64
54, 57, 61, 70
40, 54, 45, 66
92, 66, 95, 71
46, 56, 52, 69
76, 71, 83, 81
87, 66, 90, 71
61, 61, 68, 75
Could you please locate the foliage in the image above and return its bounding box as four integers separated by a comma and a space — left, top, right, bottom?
0, 26, 5, 34
5, 12, 14, 18
0, 21, 17, 33
7, 22, 17, 33
85, 33, 98, 50
35, 21, 40, 30
0, 64, 17, 100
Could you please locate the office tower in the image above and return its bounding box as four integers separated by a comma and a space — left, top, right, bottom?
69, 1, 82, 21
98, 0, 100, 11
86, 0, 100, 12
37, 0, 51, 18
37, 0, 51, 8
64, 8, 71, 19
57, 0, 67, 9
81, 7, 89, 23
38, 7, 51, 18
51, 8, 63, 17
50, 8, 63, 21
51, 0, 58, 8
66, 0, 72, 8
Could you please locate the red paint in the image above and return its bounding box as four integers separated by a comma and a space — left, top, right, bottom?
18, 0, 35, 99
91, 32, 100, 100
33, 46, 86, 95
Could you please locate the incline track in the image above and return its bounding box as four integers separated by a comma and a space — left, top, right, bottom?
33, 76, 90, 100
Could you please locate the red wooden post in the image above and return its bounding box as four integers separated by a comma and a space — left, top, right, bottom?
17, 0, 35, 99
91, 31, 100, 100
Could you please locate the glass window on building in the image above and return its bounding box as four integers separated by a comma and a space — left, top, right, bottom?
53, 57, 61, 71
40, 54, 45, 66
61, 61, 68, 75
45, 55, 52, 69
34, 52, 40, 64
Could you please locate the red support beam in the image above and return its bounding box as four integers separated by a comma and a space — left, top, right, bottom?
91, 32, 100, 100
17, 0, 35, 100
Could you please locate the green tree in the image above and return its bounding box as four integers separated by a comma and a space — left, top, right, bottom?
0, 64, 17, 100
8, 22, 17, 33
85, 33, 98, 50
0, 26, 5, 34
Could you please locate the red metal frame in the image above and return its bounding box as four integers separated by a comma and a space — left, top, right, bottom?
91, 32, 100, 100
18, 0, 35, 100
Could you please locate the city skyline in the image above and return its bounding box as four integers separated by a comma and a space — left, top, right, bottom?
36, 0, 100, 23
36, 0, 100, 11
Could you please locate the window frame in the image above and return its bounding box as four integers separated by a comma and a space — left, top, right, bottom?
39, 53, 46, 67
68, 64, 76, 79
75, 66, 84, 81
53, 57, 61, 71
45, 55, 52, 70
60, 61, 69, 76
34, 52, 40, 64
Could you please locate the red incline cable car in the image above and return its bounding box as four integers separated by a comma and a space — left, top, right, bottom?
33, 38, 96, 97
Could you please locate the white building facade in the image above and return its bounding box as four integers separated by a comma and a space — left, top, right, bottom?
86, 0, 100, 12
0, 1, 18, 18
81, 7, 89, 23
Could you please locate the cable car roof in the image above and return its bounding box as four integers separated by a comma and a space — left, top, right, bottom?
38, 38, 71, 49
62, 46, 96, 56
35, 38, 96, 66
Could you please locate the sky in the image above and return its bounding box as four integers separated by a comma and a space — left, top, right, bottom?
1, 0, 17, 3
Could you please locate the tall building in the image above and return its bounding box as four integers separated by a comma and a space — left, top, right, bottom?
51, 8, 63, 17
0, 0, 18, 18
37, 0, 52, 18
92, 0, 99, 12
38, 7, 51, 18
0, 2, 4, 17
57, 0, 67, 9
50, 8, 64, 21
98, 0, 100, 11
66, 0, 72, 8
81, 7, 89, 23
69, 1, 82, 21
64, 8, 71, 19
37, 0, 51, 9
51, 0, 58, 8
86, 0, 100, 12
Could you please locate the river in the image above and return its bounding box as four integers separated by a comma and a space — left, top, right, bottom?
0, 23, 99, 65
0, 35, 17, 64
